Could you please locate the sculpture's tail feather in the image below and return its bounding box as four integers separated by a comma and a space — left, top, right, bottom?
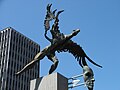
79, 57, 83, 67
15, 59, 39, 75
81, 57, 88, 66
86, 55, 102, 68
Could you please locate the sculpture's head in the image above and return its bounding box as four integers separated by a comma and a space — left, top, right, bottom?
83, 66, 95, 90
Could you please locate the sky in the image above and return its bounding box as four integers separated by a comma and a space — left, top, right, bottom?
0, 0, 120, 90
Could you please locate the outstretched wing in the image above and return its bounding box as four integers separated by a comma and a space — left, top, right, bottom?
57, 40, 102, 68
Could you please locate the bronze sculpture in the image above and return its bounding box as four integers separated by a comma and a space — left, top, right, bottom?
44, 4, 102, 70
16, 4, 102, 76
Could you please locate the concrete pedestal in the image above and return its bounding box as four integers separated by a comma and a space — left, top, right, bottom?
30, 72, 68, 90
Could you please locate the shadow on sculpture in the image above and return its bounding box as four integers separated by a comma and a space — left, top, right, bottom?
16, 4, 102, 90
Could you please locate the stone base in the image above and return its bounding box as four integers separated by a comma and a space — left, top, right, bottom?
30, 72, 68, 90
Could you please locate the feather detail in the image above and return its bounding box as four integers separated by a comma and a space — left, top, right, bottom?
57, 40, 102, 68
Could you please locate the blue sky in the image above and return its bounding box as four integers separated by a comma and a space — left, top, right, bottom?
0, 0, 120, 90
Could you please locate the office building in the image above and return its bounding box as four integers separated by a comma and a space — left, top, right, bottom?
0, 27, 40, 90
